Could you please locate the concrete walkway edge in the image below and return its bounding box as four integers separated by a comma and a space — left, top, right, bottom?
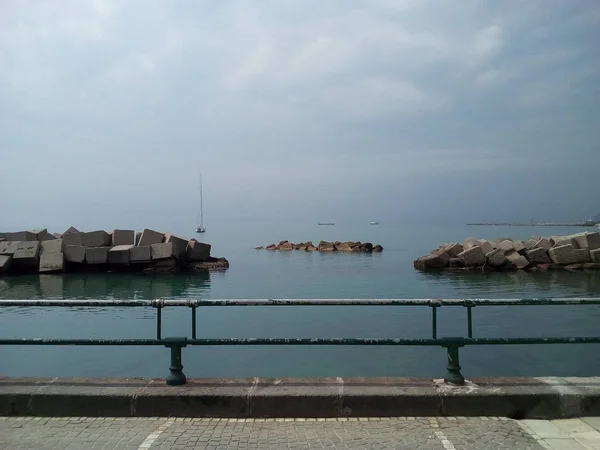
1, 376, 599, 419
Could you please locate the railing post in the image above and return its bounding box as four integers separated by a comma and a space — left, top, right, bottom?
163, 337, 188, 386
443, 340, 465, 385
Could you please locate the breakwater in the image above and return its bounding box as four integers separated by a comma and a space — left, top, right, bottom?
0, 227, 228, 275
256, 240, 383, 252
414, 231, 600, 272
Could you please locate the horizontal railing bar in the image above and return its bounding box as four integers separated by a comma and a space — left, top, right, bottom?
1, 337, 600, 346
1, 298, 600, 308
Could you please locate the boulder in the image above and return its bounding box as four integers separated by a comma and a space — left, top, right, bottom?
414, 252, 450, 270
108, 245, 134, 264
5, 231, 37, 241
572, 232, 600, 250
444, 243, 464, 258
535, 238, 552, 251
62, 226, 80, 235
318, 241, 335, 252
526, 248, 551, 265
12, 241, 41, 271
266, 244, 277, 251
496, 240, 515, 254
548, 244, 579, 265
278, 242, 294, 251
591, 249, 600, 263
494, 237, 513, 243
39, 253, 64, 273
111, 229, 135, 246
373, 245, 383, 252
449, 258, 465, 267
82, 230, 111, 247
130, 245, 151, 263
138, 229, 164, 246
279, 240, 289, 245
305, 241, 314, 248
361, 243, 374, 252
151, 242, 176, 260
0, 255, 12, 273
85, 246, 110, 264
463, 238, 481, 250
306, 245, 318, 251
0, 241, 20, 255
458, 246, 486, 267
485, 249, 507, 268
164, 233, 188, 259
506, 251, 531, 269
64, 245, 86, 263
336, 242, 353, 252
574, 248, 592, 263
62, 232, 84, 247
523, 239, 537, 250
187, 240, 211, 261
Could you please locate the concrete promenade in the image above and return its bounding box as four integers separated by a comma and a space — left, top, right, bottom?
2, 376, 600, 448
1, 416, 600, 449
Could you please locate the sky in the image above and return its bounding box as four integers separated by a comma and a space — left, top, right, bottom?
1, 0, 600, 231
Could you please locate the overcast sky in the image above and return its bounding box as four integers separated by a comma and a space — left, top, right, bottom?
1, 0, 599, 231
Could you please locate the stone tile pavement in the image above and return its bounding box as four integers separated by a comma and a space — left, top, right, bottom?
0, 416, 598, 449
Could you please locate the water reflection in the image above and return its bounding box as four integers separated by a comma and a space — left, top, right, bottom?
417, 270, 600, 297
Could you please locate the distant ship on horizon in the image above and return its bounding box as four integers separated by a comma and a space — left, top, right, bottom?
370, 221, 379, 225
317, 222, 335, 226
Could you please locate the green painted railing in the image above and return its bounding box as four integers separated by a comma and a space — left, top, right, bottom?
1, 298, 600, 386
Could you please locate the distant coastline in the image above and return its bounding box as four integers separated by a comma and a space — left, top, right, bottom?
467, 222, 598, 227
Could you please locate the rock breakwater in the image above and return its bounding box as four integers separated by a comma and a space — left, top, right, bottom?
256, 240, 383, 253
414, 232, 600, 272
0, 227, 229, 276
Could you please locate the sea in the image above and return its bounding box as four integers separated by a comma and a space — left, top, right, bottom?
1, 221, 600, 380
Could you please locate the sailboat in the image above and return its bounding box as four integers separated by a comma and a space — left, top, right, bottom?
195, 175, 206, 233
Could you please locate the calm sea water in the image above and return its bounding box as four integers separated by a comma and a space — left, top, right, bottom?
1, 222, 599, 379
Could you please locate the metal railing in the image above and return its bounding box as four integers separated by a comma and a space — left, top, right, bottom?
1, 298, 600, 386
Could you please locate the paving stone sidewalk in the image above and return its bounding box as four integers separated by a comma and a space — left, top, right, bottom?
1, 416, 599, 449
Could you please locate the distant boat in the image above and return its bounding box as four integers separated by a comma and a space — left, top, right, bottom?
195, 174, 206, 233
318, 222, 335, 226
369, 221, 379, 225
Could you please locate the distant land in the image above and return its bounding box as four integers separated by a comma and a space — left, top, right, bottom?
468, 214, 600, 227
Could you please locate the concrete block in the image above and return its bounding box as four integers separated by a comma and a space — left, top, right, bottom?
130, 246, 151, 263
0, 255, 12, 273
39, 252, 64, 273
591, 249, 600, 263
108, 245, 134, 264
186, 240, 211, 261
82, 230, 111, 247
443, 243, 463, 258
523, 239, 537, 250
549, 244, 579, 265
552, 237, 579, 248
526, 248, 551, 265
41, 239, 63, 254
151, 242, 174, 260
0, 241, 20, 255
13, 241, 41, 270
485, 249, 507, 268
5, 231, 37, 241
62, 232, 83, 247
463, 238, 481, 251
139, 229, 164, 246
85, 247, 110, 264
39, 231, 57, 241
535, 238, 552, 251
506, 251, 530, 269
135, 232, 142, 246
497, 240, 516, 254
164, 233, 188, 259
62, 226, 80, 235
572, 232, 600, 250
574, 248, 592, 263
413, 252, 450, 270
111, 229, 135, 246
512, 240, 526, 254
479, 240, 494, 254
64, 245, 86, 263
458, 246, 486, 266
